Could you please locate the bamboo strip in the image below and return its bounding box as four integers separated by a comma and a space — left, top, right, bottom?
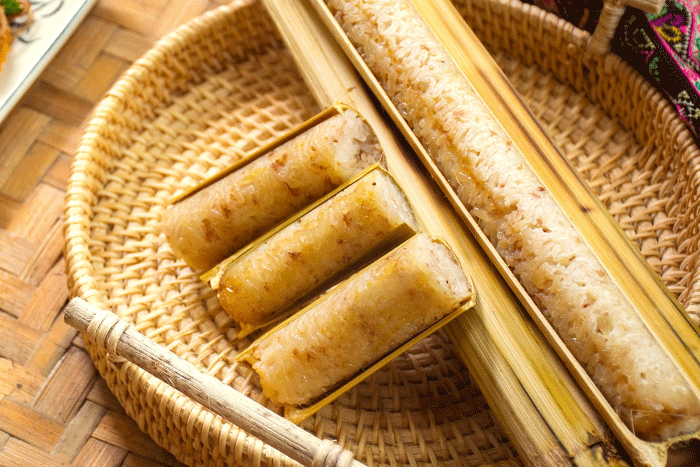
261, 1, 622, 466
63, 297, 365, 467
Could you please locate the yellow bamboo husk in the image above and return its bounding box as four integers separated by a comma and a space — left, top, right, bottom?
307, 0, 700, 464
261, 0, 626, 466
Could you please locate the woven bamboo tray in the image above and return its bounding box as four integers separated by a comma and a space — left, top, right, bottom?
63, 0, 700, 466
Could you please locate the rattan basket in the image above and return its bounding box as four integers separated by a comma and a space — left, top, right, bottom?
63, 0, 700, 466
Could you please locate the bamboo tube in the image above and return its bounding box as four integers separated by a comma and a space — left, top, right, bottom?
63, 297, 366, 467
261, 1, 623, 466
412, 0, 700, 398
307, 0, 700, 463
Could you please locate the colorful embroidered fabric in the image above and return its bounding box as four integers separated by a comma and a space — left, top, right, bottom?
521, 0, 700, 141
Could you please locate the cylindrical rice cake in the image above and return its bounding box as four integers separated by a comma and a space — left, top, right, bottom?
160, 109, 384, 271
217, 167, 418, 325
250, 232, 473, 406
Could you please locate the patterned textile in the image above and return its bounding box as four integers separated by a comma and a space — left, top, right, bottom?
522, 0, 700, 141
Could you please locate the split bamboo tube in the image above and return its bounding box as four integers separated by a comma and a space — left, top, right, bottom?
306, 0, 700, 464
64, 297, 366, 467
261, 1, 623, 466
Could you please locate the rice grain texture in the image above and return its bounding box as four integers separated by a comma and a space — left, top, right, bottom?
217, 168, 417, 324
251, 233, 472, 406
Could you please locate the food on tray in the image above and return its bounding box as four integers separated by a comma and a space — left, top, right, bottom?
324, 0, 700, 441
247, 232, 473, 406
1, 0, 32, 71
160, 108, 384, 271
215, 166, 417, 325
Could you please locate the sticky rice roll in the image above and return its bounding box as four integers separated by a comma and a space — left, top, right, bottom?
161, 109, 384, 271
249, 232, 473, 407
217, 167, 418, 325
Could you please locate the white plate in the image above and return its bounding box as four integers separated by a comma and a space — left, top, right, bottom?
0, 0, 96, 124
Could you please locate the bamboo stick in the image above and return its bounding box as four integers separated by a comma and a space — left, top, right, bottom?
63, 297, 366, 467
262, 1, 623, 466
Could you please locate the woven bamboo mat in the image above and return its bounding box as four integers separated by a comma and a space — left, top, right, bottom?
0, 0, 226, 465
